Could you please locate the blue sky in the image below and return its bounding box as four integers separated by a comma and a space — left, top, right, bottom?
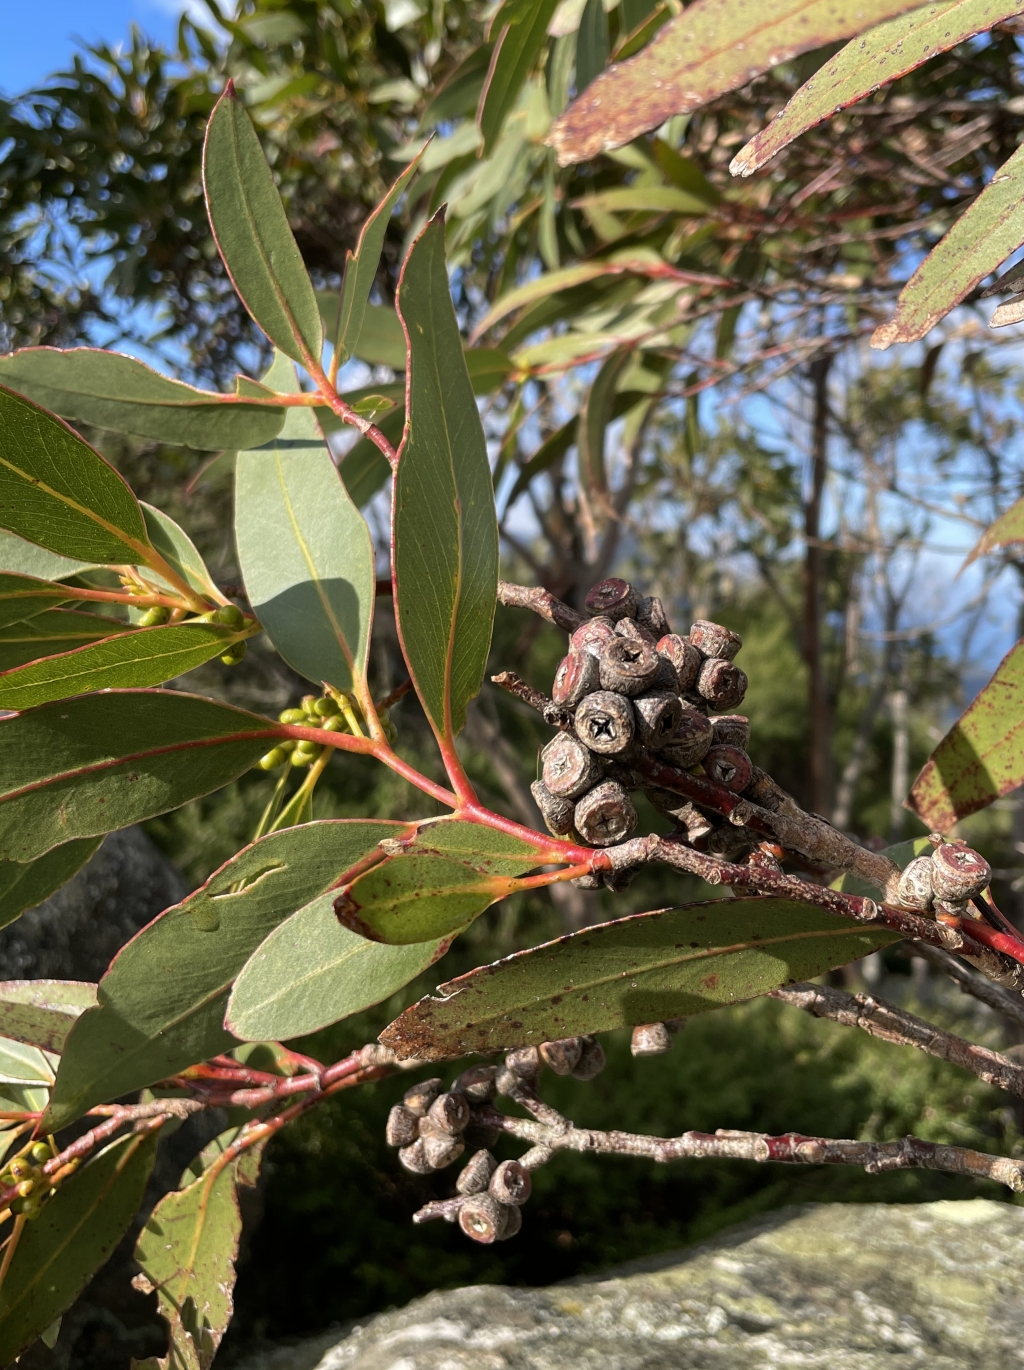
0, 0, 192, 96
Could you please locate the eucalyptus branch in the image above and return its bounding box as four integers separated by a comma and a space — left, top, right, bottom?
914, 943, 1024, 1029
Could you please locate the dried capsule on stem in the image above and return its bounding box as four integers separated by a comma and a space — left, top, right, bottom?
572, 1036, 607, 1080
697, 658, 748, 709
454, 1064, 499, 1103
420, 1120, 465, 1169
464, 1116, 503, 1150
657, 634, 702, 691
398, 1139, 433, 1175
403, 1078, 443, 1117
552, 649, 601, 707
896, 856, 935, 911
385, 1104, 419, 1148
456, 1149, 498, 1195
427, 1090, 471, 1136
689, 620, 742, 661
542, 733, 602, 799
501, 1204, 523, 1239
506, 1045, 541, 1079
539, 1037, 583, 1075
585, 577, 638, 621
931, 841, 992, 901
531, 780, 576, 837
571, 616, 616, 657
615, 616, 656, 644
575, 779, 638, 846
634, 690, 685, 749
490, 1159, 532, 1206
637, 595, 670, 639
656, 706, 713, 767
570, 872, 602, 890
575, 691, 636, 754
703, 744, 753, 793
711, 715, 751, 749
631, 1022, 675, 1057
458, 1193, 512, 1243
598, 637, 661, 695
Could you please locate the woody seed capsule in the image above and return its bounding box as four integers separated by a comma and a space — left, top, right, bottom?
631, 1022, 675, 1057
398, 1139, 433, 1175
571, 616, 617, 657
896, 856, 935, 911
656, 706, 713, 767
552, 649, 601, 707
542, 733, 602, 799
575, 691, 636, 754
458, 1193, 510, 1244
656, 634, 702, 691
615, 616, 656, 644
634, 690, 685, 748
427, 1090, 471, 1135
931, 842, 992, 901
598, 637, 661, 695
531, 780, 576, 837
585, 577, 638, 621
464, 1116, 503, 1150
385, 1103, 419, 1148
539, 1037, 583, 1075
456, 1149, 497, 1195
711, 715, 751, 749
703, 744, 753, 793
697, 658, 748, 710
490, 1159, 532, 1206
574, 779, 638, 846
403, 1078, 443, 1117
637, 595, 670, 638
454, 1064, 499, 1103
572, 1035, 607, 1080
500, 1202, 523, 1239
505, 1045, 541, 1079
419, 1119, 465, 1169
689, 620, 743, 661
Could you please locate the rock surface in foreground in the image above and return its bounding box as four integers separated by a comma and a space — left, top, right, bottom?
245, 1200, 1024, 1370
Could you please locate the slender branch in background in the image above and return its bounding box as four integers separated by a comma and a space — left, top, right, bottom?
914, 943, 1024, 1029
804, 352, 834, 816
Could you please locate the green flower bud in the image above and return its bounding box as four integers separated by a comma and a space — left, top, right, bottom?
320, 714, 349, 734
301, 694, 318, 716
7, 1157, 32, 1183
290, 747, 315, 767
258, 748, 288, 771
295, 738, 320, 758
212, 604, 245, 629
28, 1143, 50, 1164
15, 1179, 35, 1198
138, 606, 171, 627
313, 695, 340, 717
220, 642, 246, 666
278, 708, 307, 725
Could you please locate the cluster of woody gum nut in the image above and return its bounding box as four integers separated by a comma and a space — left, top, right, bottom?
385, 577, 995, 1243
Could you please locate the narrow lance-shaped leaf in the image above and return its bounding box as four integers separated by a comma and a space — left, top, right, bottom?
314, 299, 408, 369
0, 621, 252, 712
547, 0, 929, 165
44, 820, 410, 1130
0, 690, 280, 864
908, 637, 1024, 831
0, 385, 154, 565
0, 980, 98, 1053
479, 0, 561, 155
380, 898, 901, 1059
0, 610, 135, 673
141, 504, 222, 601
340, 408, 404, 508
393, 211, 499, 746
0, 530, 96, 582
203, 84, 323, 367
576, 0, 609, 92
963, 494, 1024, 568
579, 348, 632, 498
236, 353, 375, 692
0, 1131, 158, 1365
0, 571, 73, 628
0, 840, 104, 935
872, 139, 1024, 348
0, 347, 285, 450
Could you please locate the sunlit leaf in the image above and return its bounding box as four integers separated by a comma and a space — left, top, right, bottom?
479, 0, 560, 154
964, 494, 1024, 567
0, 980, 98, 1053
0, 610, 134, 672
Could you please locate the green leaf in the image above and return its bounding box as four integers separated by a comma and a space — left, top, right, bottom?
0, 610, 134, 672
0, 840, 103, 934
478, 0, 560, 155
872, 139, 1024, 348
0, 621, 249, 711
135, 1140, 243, 1370
340, 408, 403, 508
0, 1037, 57, 1086
398, 816, 547, 873
142, 505, 221, 601
548, 0, 928, 164
44, 820, 407, 1129
964, 494, 1024, 567
573, 185, 711, 217
313, 301, 408, 369
0, 531, 95, 583
0, 385, 153, 565
331, 152, 424, 366
379, 897, 902, 1059
0, 980, 98, 1052
0, 1131, 158, 1365
236, 353, 375, 693
393, 212, 499, 745
0, 572, 73, 629
732, 0, 1023, 178
579, 348, 632, 497
908, 636, 1024, 831
471, 253, 663, 339
576, 0, 608, 92
0, 348, 285, 451
0, 690, 279, 863
203, 84, 323, 367
465, 347, 516, 394
225, 892, 445, 1041
421, 41, 494, 127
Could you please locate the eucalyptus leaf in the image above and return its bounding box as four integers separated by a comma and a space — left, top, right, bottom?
0, 980, 98, 1053
340, 408, 403, 508
0, 531, 96, 582
0, 572, 73, 629
0, 840, 104, 934
141, 505, 221, 600
0, 610, 134, 672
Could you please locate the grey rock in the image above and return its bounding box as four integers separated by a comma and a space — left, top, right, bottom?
241, 1201, 1024, 1370
0, 827, 187, 982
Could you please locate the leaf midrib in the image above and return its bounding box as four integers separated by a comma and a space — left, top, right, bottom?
0, 450, 149, 560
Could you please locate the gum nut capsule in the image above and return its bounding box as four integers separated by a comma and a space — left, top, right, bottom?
552, 649, 601, 707
585, 577, 638, 621
637, 595, 670, 638
403, 1077, 444, 1117
931, 842, 992, 901
598, 637, 661, 696
634, 690, 685, 748
571, 615, 617, 657
385, 1103, 420, 1148
531, 780, 577, 837
490, 1159, 532, 1206
631, 1023, 674, 1057
614, 616, 656, 644
656, 634, 702, 691
427, 1090, 471, 1135
541, 733, 602, 799
457, 1149, 498, 1195
458, 1193, 510, 1244
398, 1139, 433, 1175
575, 690, 636, 755
420, 1122, 465, 1169
463, 1116, 503, 1150
697, 658, 748, 710
574, 779, 638, 846
454, 1064, 499, 1103
651, 654, 680, 693
689, 620, 743, 661
703, 744, 753, 793
499, 1203, 523, 1239
539, 1037, 583, 1075
896, 856, 935, 911
572, 1036, 607, 1081
505, 1045, 541, 1079
656, 706, 713, 767
711, 714, 751, 749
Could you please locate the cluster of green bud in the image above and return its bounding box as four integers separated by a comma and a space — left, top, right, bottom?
137, 605, 171, 627
258, 693, 348, 771
2, 1143, 55, 1219
195, 603, 248, 665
